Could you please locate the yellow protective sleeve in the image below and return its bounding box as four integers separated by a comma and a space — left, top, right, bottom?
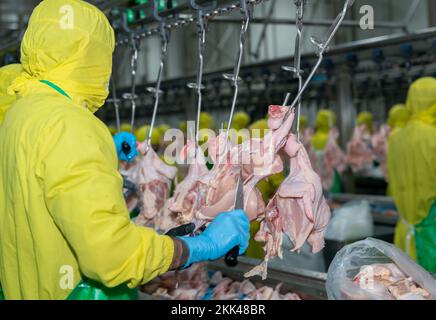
37, 106, 174, 291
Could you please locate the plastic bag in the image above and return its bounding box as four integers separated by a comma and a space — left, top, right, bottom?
325, 200, 373, 242
326, 238, 436, 300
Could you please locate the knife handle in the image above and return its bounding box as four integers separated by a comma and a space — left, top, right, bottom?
165, 223, 196, 237
224, 245, 239, 267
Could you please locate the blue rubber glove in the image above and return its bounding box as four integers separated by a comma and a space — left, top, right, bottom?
113, 132, 139, 162
178, 210, 250, 268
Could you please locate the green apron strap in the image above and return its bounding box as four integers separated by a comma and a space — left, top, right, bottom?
0, 285, 4, 300
39, 80, 71, 100
415, 201, 436, 273
330, 170, 342, 194
67, 278, 138, 300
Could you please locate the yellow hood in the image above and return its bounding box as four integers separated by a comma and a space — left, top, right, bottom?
0, 64, 23, 124
387, 104, 410, 130
406, 77, 436, 127
316, 109, 336, 133
8, 0, 115, 113
356, 111, 373, 133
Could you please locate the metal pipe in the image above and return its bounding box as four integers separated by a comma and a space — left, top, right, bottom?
252, 0, 277, 59
211, 17, 403, 29
403, 0, 422, 30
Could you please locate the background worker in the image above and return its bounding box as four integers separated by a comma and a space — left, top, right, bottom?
387, 77, 436, 273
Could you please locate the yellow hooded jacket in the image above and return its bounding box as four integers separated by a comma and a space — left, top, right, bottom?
387, 77, 436, 261
0, 64, 23, 124
312, 109, 336, 151
0, 0, 173, 300
387, 104, 410, 131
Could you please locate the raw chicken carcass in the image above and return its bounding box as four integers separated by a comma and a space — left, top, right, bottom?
316, 127, 347, 190
371, 125, 390, 180
246, 134, 331, 279
301, 127, 317, 169
346, 125, 374, 173
154, 199, 180, 232
196, 106, 296, 222
128, 145, 177, 226
189, 132, 265, 222
167, 141, 209, 226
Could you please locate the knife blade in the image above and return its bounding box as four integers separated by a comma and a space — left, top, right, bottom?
224, 168, 244, 267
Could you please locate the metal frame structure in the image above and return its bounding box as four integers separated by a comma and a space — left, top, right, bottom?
0, 0, 429, 59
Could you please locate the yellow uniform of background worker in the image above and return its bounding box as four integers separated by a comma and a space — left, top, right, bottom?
387, 104, 410, 132
0, 64, 22, 125
387, 77, 436, 273
312, 109, 336, 151
356, 111, 374, 133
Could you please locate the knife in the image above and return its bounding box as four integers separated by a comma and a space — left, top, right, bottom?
224, 168, 245, 267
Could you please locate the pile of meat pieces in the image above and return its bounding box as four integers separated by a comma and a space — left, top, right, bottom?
210, 271, 301, 300
144, 267, 301, 300
142, 263, 209, 300
352, 263, 430, 300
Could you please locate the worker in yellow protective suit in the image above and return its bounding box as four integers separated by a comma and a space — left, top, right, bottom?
311, 109, 342, 193
312, 109, 336, 151
356, 111, 374, 133
0, 64, 22, 125
0, 0, 249, 300
387, 104, 411, 132
387, 77, 436, 273
385, 104, 411, 196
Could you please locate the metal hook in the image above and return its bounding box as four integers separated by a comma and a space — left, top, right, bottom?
282, 0, 306, 143
281, 0, 354, 133
121, 38, 139, 134
186, 0, 217, 150
223, 0, 253, 147
144, 0, 170, 153
110, 76, 121, 133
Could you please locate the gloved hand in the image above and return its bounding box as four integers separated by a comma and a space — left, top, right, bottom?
113, 132, 139, 162
178, 210, 250, 268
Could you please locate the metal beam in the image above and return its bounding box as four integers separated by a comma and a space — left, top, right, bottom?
210, 17, 404, 29
251, 0, 277, 59
402, 0, 422, 32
